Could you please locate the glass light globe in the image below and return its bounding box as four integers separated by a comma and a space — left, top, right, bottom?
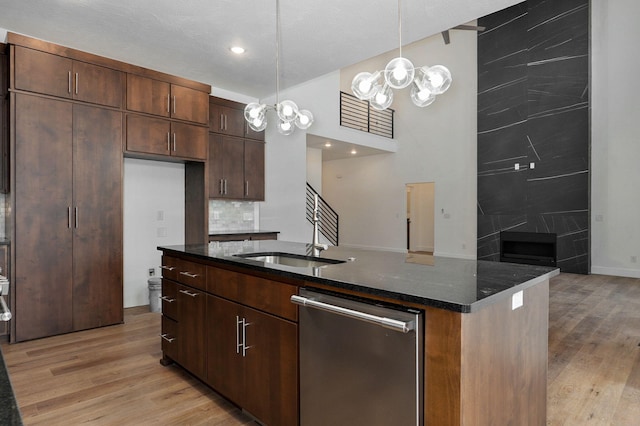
277, 120, 295, 135
295, 110, 314, 130
423, 65, 452, 95
369, 84, 393, 110
384, 57, 415, 89
410, 83, 436, 107
244, 103, 266, 122
248, 114, 267, 132
277, 100, 299, 122
351, 71, 381, 100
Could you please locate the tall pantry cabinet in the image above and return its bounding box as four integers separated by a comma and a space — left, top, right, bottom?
11, 45, 124, 342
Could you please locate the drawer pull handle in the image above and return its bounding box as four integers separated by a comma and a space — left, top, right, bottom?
179, 271, 199, 278
179, 289, 198, 297
160, 266, 176, 271
160, 296, 176, 303
160, 334, 175, 343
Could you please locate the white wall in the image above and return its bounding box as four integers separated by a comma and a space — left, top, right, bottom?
123, 158, 185, 307
591, 0, 640, 278
306, 147, 323, 192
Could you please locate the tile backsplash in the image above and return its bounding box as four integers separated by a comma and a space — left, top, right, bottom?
208, 200, 258, 232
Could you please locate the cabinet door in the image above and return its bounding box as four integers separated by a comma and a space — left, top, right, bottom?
126, 74, 170, 117
72, 61, 124, 108
161, 315, 179, 361
209, 104, 244, 137
126, 114, 171, 156
171, 84, 209, 125
244, 140, 265, 200
243, 307, 299, 426
72, 104, 123, 330
177, 284, 206, 378
208, 133, 225, 198
171, 122, 207, 160
206, 295, 244, 405
13, 46, 73, 99
14, 94, 74, 342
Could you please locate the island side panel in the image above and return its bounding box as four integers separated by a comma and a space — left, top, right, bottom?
425, 306, 462, 425
460, 280, 549, 425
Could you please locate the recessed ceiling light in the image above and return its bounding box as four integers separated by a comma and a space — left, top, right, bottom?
351, 149, 357, 155
324, 141, 332, 147
230, 46, 245, 54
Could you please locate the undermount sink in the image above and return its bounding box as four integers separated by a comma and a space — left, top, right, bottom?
234, 252, 345, 268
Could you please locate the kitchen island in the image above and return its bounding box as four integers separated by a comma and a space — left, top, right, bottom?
158, 240, 558, 425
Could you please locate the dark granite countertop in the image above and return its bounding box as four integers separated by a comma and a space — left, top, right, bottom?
158, 240, 559, 313
208, 230, 279, 236
0, 345, 23, 425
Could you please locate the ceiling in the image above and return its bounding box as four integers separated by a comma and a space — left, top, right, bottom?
307, 134, 392, 162
0, 0, 520, 99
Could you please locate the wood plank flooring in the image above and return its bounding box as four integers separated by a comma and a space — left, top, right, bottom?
1, 273, 639, 425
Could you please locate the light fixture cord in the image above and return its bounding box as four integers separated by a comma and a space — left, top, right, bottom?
275, 0, 281, 105
398, 0, 403, 57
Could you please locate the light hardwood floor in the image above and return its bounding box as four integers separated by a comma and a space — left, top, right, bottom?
2, 273, 639, 425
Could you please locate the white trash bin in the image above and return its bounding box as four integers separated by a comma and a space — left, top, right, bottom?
148, 277, 162, 313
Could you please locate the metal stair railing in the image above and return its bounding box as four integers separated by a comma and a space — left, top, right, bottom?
306, 183, 339, 246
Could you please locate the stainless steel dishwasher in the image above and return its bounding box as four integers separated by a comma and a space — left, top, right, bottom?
291, 288, 423, 426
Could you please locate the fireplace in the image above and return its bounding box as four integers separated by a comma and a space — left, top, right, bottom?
500, 231, 557, 267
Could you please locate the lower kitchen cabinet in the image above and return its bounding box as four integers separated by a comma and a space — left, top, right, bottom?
207, 295, 298, 426
176, 283, 206, 378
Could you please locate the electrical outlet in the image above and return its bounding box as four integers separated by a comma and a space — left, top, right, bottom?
148, 268, 155, 277
512, 291, 523, 310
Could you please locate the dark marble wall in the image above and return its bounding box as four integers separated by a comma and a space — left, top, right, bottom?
477, 0, 590, 274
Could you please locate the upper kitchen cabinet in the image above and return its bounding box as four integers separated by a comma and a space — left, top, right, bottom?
12, 46, 124, 108
127, 74, 209, 125
209, 96, 264, 141
208, 134, 265, 200
126, 114, 207, 161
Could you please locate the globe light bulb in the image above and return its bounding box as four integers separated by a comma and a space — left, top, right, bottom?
370, 84, 393, 110
295, 110, 314, 129
423, 65, 452, 95
384, 57, 415, 89
244, 103, 266, 122
277, 119, 295, 135
277, 100, 299, 122
351, 71, 381, 100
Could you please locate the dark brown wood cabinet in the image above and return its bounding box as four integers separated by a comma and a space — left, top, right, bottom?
208, 134, 265, 200
126, 114, 207, 161
160, 256, 299, 426
126, 74, 208, 125
0, 44, 8, 194
13, 46, 124, 108
209, 103, 245, 137
13, 94, 123, 341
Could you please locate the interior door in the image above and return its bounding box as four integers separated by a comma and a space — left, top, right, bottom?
72, 104, 123, 330
14, 94, 73, 341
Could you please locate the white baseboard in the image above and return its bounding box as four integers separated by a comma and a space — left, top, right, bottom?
590, 266, 640, 279
434, 251, 476, 260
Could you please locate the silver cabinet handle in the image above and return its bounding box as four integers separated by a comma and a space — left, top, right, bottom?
236, 316, 242, 354
160, 334, 175, 343
75, 72, 79, 95
290, 295, 415, 333
220, 114, 224, 130
160, 296, 176, 303
179, 271, 199, 278
173, 133, 176, 152
167, 93, 171, 113
224, 179, 228, 195
219, 179, 224, 195
245, 181, 249, 197
224, 114, 228, 130
242, 319, 251, 357
173, 95, 176, 114
74, 207, 78, 228
68, 71, 72, 94
160, 265, 176, 271
179, 289, 198, 297
67, 207, 71, 228
167, 132, 170, 152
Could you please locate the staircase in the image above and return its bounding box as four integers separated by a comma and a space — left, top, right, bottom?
306, 183, 339, 246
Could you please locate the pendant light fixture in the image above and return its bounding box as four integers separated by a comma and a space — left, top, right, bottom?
351, 0, 452, 110
244, 0, 313, 135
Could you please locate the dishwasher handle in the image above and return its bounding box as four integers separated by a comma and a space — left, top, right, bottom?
291, 294, 414, 333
